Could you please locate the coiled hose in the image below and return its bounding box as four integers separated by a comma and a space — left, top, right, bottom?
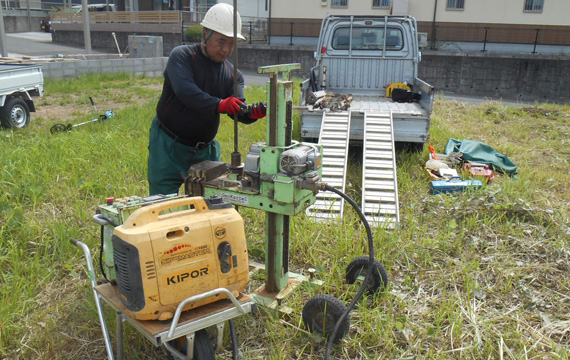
323, 184, 376, 360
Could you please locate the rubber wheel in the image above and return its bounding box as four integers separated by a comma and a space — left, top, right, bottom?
396, 141, 424, 153
194, 329, 215, 360
166, 329, 215, 360
345, 256, 389, 295
302, 294, 350, 343
0, 97, 30, 129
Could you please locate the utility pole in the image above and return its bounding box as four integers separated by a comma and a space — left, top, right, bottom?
0, 3, 7, 57
81, 0, 92, 53
267, 0, 271, 45
431, 0, 438, 50
26, 0, 32, 32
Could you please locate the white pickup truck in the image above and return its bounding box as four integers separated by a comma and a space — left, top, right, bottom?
0, 64, 44, 129
300, 15, 433, 148
301, 15, 434, 228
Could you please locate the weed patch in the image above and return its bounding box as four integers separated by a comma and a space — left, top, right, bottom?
0, 76, 568, 359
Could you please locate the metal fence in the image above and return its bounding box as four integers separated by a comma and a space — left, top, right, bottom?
51, 10, 181, 23
426, 23, 570, 49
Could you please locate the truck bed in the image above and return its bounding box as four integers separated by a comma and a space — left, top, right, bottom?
0, 64, 44, 98
300, 95, 430, 144
350, 95, 427, 116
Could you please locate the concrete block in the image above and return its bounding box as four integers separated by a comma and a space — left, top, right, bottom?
128, 35, 164, 58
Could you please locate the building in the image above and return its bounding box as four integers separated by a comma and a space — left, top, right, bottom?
263, 0, 570, 46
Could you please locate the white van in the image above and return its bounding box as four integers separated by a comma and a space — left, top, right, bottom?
71, 4, 117, 12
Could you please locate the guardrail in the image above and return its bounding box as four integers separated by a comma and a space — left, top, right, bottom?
51, 11, 181, 24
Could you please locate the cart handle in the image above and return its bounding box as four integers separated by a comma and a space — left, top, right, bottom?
70, 238, 115, 360
167, 288, 246, 338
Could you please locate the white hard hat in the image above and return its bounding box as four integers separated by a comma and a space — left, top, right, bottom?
201, 3, 245, 40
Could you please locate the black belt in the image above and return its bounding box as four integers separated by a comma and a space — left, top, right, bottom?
155, 118, 212, 150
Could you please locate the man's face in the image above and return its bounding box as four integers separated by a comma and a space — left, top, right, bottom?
204, 30, 234, 63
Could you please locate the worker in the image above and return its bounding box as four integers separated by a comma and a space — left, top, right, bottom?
147, 3, 266, 195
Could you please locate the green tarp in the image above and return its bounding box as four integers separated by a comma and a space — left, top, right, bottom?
444, 138, 518, 177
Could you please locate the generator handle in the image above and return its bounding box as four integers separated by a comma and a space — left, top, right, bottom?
123, 196, 209, 229
167, 288, 246, 338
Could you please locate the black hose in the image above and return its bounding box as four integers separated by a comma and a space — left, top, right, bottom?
97, 215, 117, 283
229, 319, 238, 360
99, 225, 108, 282
323, 184, 375, 360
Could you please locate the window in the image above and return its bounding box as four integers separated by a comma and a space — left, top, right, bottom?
446, 0, 465, 10
372, 0, 390, 8
524, 0, 543, 12
331, 0, 348, 8
332, 27, 404, 51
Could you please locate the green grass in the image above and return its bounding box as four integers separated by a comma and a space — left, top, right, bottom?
0, 73, 569, 359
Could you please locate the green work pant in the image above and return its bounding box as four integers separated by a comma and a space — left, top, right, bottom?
147, 119, 221, 195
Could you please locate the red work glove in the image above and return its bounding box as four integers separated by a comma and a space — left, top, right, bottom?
218, 97, 245, 115
247, 102, 267, 120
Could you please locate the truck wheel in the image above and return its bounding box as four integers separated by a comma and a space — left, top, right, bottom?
0, 98, 30, 129
396, 142, 424, 153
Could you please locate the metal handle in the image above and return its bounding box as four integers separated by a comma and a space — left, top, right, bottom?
92, 213, 111, 226
122, 196, 207, 229
167, 288, 246, 338
70, 238, 115, 360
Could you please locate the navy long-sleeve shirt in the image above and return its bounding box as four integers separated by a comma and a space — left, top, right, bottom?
156, 44, 250, 144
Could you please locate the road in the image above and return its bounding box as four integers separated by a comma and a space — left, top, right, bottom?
4, 32, 110, 57
4, 32, 529, 105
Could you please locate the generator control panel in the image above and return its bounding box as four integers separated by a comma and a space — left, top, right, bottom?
94, 193, 188, 282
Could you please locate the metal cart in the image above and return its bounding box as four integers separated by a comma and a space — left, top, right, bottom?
71, 238, 256, 360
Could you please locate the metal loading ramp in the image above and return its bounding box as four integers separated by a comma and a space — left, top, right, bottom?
306, 111, 352, 221
361, 111, 399, 228
307, 110, 400, 228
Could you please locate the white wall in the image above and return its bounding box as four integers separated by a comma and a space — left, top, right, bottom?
219, 0, 268, 19
410, 0, 570, 26
270, 0, 570, 26
271, 0, 391, 18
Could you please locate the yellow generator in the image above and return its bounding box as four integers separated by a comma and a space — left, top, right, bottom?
111, 196, 249, 321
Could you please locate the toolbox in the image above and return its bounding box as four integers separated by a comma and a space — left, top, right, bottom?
462, 161, 495, 182
430, 176, 482, 194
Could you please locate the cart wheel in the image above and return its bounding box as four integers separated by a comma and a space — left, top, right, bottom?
345, 256, 389, 295
302, 294, 349, 343
166, 329, 215, 360
194, 329, 216, 360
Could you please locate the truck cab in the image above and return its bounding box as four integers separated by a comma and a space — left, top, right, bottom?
300, 15, 434, 149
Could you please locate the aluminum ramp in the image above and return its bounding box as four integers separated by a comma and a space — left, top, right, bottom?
306, 111, 351, 221
361, 111, 400, 228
